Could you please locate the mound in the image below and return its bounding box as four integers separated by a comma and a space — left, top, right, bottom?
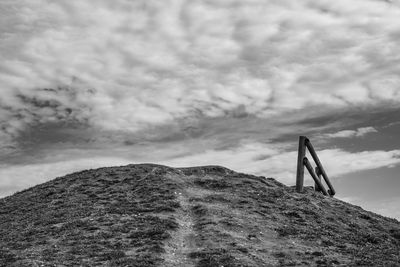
0, 164, 399, 266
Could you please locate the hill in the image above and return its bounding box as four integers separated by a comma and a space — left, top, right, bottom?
0, 164, 399, 266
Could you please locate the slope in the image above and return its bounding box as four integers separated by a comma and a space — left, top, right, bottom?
0, 164, 399, 266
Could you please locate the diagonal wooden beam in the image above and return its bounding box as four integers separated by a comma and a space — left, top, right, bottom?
315, 166, 322, 192
304, 139, 336, 196
303, 157, 328, 196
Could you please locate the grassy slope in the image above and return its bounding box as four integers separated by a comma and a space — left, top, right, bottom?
0, 164, 399, 266
0, 164, 180, 266
179, 166, 400, 266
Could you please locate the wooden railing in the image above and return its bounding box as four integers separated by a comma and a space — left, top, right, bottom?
296, 136, 336, 196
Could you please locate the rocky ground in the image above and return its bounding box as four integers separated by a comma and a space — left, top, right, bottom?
0, 164, 399, 266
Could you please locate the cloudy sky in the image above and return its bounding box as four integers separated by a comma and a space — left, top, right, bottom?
1, 0, 400, 220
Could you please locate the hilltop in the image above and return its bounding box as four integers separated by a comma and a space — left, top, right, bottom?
0, 164, 399, 266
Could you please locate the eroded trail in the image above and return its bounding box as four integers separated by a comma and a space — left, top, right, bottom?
163, 173, 197, 267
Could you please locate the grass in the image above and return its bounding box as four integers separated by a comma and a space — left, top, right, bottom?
182, 166, 400, 266
1, 164, 400, 266
0, 164, 180, 266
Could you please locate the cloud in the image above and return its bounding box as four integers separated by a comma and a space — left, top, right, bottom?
2, 138, 400, 200
268, 147, 400, 183
2, 139, 399, 198
160, 141, 400, 184
356, 126, 378, 136
368, 196, 400, 220
337, 195, 400, 221
322, 126, 377, 138
317, 148, 400, 175
2, 0, 400, 152
0, 157, 132, 198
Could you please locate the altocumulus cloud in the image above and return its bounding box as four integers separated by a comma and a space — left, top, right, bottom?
2, 0, 400, 197
322, 126, 378, 138
2, 0, 400, 145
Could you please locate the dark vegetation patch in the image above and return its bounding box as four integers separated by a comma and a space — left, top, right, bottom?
389, 228, 400, 240
192, 204, 208, 217
276, 225, 300, 237
203, 194, 230, 203
181, 165, 234, 176
0, 248, 17, 264
194, 178, 230, 189
189, 249, 247, 267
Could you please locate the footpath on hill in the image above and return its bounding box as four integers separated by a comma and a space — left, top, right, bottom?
0, 164, 399, 266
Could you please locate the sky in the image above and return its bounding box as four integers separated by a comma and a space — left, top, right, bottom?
1, 0, 400, 220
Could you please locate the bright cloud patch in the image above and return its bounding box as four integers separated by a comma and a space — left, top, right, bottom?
0, 157, 132, 198
323, 127, 378, 138
2, 141, 400, 198
337, 196, 400, 221
161, 142, 400, 184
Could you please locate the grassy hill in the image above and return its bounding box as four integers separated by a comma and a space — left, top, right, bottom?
0, 164, 399, 266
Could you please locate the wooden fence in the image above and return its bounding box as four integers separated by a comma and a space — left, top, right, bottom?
296, 136, 336, 196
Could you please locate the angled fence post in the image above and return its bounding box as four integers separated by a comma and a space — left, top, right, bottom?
305, 139, 336, 196
303, 158, 328, 195
296, 136, 307, 193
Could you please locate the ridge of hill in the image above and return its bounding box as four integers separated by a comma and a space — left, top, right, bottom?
0, 164, 399, 266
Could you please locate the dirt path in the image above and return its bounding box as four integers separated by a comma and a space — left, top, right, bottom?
163, 175, 197, 267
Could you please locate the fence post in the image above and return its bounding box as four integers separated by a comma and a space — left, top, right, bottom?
296, 136, 307, 193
